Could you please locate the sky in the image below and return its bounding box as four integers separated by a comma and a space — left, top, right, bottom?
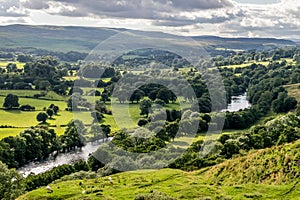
0, 0, 299, 39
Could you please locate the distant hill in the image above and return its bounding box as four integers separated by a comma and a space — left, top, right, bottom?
0, 24, 297, 54
192, 35, 297, 51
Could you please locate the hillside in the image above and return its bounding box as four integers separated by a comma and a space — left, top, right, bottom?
0, 25, 296, 53
192, 36, 296, 51
18, 140, 300, 200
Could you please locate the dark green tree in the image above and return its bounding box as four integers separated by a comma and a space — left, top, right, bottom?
139, 99, 152, 117
46, 108, 54, 118
36, 112, 48, 123
3, 94, 19, 109
0, 161, 24, 200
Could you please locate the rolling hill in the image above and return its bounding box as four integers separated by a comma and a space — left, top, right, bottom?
0, 24, 297, 54
18, 139, 300, 200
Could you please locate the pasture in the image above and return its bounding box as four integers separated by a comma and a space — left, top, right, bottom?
0, 90, 66, 101
0, 61, 25, 69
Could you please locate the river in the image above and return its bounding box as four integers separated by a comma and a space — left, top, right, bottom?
18, 141, 108, 177
18, 94, 251, 176
222, 93, 251, 112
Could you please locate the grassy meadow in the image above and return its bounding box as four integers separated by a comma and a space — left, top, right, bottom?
18, 139, 300, 200
285, 83, 300, 102
0, 61, 25, 69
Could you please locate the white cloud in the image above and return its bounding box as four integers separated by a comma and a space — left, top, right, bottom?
0, 0, 299, 39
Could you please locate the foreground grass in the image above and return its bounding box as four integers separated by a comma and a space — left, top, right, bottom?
19, 168, 297, 200
18, 140, 300, 200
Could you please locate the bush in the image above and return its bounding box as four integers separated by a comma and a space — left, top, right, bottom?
19, 104, 35, 111
135, 191, 176, 200
138, 119, 148, 127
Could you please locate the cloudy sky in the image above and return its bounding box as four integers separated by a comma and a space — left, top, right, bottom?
0, 0, 299, 39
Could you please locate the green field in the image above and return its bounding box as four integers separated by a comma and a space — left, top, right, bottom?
0, 110, 92, 128
0, 97, 67, 111
0, 61, 25, 69
0, 128, 25, 139
285, 83, 300, 102
0, 90, 66, 101
220, 61, 270, 69
18, 139, 300, 200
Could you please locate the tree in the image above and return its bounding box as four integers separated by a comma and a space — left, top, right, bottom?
60, 120, 86, 151
101, 92, 109, 103
52, 105, 59, 115
0, 161, 24, 200
90, 124, 104, 142
138, 119, 148, 127
46, 108, 54, 118
221, 139, 240, 159
3, 94, 19, 109
157, 88, 171, 104
129, 89, 145, 103
91, 111, 104, 123
139, 99, 152, 117
166, 122, 179, 141
36, 112, 48, 123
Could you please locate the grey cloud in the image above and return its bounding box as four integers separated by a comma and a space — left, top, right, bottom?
0, 0, 28, 17
219, 19, 300, 38
21, 0, 50, 9
1, 17, 26, 23
153, 14, 238, 27
22, 0, 233, 19
169, 0, 233, 10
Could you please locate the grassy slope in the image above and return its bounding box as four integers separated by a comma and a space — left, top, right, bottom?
18, 140, 300, 200
285, 83, 300, 103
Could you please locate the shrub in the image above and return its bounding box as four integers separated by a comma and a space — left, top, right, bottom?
135, 191, 176, 200
19, 104, 35, 111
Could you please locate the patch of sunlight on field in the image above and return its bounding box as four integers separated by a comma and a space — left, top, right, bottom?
285, 83, 300, 102
102, 78, 111, 83
102, 98, 141, 131
0, 110, 40, 127
0, 90, 65, 101
0, 128, 24, 139
0, 61, 25, 69
63, 76, 78, 81
220, 61, 270, 69
53, 127, 66, 136
0, 127, 66, 139
0, 109, 92, 128
63, 111, 93, 125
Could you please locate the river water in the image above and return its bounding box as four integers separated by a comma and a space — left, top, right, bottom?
18, 141, 106, 177
18, 94, 250, 176
222, 93, 251, 112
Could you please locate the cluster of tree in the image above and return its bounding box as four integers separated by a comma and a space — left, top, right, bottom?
0, 56, 71, 96
78, 65, 118, 79
17, 54, 33, 62
0, 120, 88, 169
0, 127, 59, 168
0, 161, 24, 200
245, 63, 298, 114
212, 47, 300, 67
112, 48, 190, 69
111, 71, 214, 107
0, 52, 14, 59
36, 104, 59, 123
170, 113, 300, 170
